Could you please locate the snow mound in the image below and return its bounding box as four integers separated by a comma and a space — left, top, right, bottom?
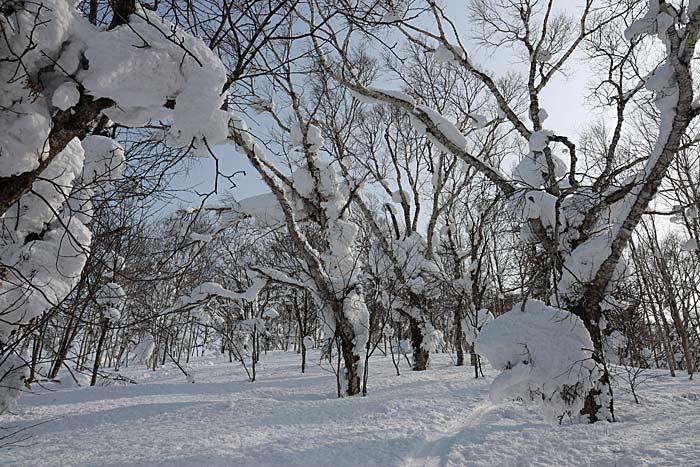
475, 300, 599, 423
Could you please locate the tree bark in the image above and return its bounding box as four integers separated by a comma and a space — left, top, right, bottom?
90, 317, 110, 387
408, 315, 429, 371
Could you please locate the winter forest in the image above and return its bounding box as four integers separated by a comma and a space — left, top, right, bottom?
1, 0, 700, 465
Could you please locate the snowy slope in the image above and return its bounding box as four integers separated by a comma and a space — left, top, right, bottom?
1, 352, 699, 467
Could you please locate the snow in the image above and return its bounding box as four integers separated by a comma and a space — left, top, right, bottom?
1, 0, 229, 185
0, 351, 29, 415
513, 151, 566, 187
250, 96, 274, 114
81, 8, 229, 151
469, 113, 489, 129
516, 190, 558, 229
681, 237, 697, 251
475, 300, 599, 423
52, 82, 81, 111
462, 308, 494, 345
392, 189, 409, 204
182, 279, 266, 305
351, 88, 416, 108
414, 104, 468, 151
528, 130, 553, 153
233, 192, 309, 228
558, 235, 628, 301
96, 282, 126, 309
130, 335, 155, 365
433, 43, 466, 65
13, 138, 85, 235
2, 352, 699, 466
624, 1, 661, 41
262, 308, 280, 319
0, 0, 79, 177
0, 138, 92, 340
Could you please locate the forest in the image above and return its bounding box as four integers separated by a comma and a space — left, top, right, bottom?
1, 0, 699, 466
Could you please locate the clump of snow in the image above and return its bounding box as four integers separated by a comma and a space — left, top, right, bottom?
512, 190, 558, 231
52, 82, 81, 111
0, 139, 92, 340
399, 339, 412, 354
131, 335, 156, 365
182, 278, 266, 306
292, 167, 316, 198
235, 193, 296, 228
462, 308, 494, 345
469, 113, 489, 129
381, 4, 406, 23
423, 327, 445, 352
97, 282, 126, 309
0, 0, 80, 177
681, 238, 697, 251
303, 336, 315, 349
414, 104, 468, 151
81, 8, 229, 151
475, 300, 599, 423
190, 232, 213, 243
262, 308, 280, 319
0, 352, 29, 415
513, 151, 566, 187
624, 1, 661, 41
97, 282, 126, 321
250, 96, 274, 114
289, 121, 324, 153
557, 235, 627, 301
528, 130, 553, 153
433, 43, 466, 65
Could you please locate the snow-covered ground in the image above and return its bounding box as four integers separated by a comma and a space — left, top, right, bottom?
1, 352, 699, 467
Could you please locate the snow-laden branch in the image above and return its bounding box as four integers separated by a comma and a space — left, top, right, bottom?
572, 1, 700, 307
309, 45, 515, 196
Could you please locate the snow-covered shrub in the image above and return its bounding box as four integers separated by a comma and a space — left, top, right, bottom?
96, 282, 127, 321
475, 300, 599, 423
131, 335, 156, 366
0, 352, 29, 415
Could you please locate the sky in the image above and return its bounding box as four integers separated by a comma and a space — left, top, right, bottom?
167, 1, 613, 213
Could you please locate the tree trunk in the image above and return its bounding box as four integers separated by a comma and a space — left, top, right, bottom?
90, 317, 110, 386
409, 315, 429, 371
454, 305, 466, 367
337, 314, 362, 396
572, 302, 614, 423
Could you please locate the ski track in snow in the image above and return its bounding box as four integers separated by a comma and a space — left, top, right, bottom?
1, 352, 699, 467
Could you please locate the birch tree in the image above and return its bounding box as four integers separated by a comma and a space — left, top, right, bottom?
305, 0, 700, 422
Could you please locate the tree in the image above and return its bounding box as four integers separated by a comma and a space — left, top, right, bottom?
306, 0, 700, 422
